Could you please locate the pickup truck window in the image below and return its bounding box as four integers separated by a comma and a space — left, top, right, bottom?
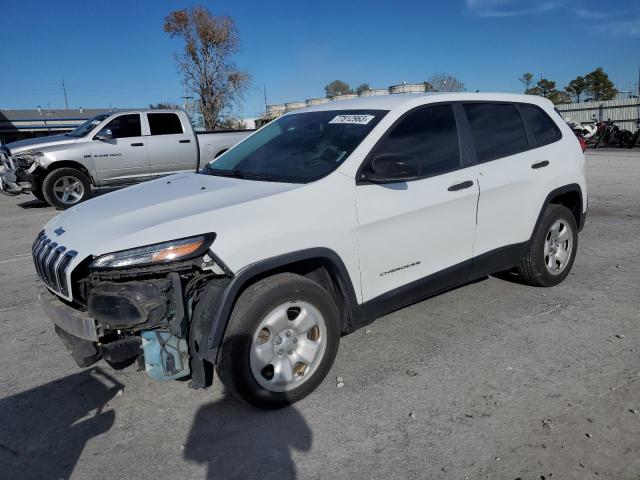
148, 113, 184, 135
204, 109, 387, 183
103, 114, 142, 139
66, 114, 110, 137
366, 104, 460, 178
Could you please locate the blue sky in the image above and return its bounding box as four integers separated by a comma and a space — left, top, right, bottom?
1, 0, 638, 117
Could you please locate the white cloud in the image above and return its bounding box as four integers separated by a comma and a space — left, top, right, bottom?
601, 16, 640, 37
465, 0, 561, 17
574, 8, 614, 20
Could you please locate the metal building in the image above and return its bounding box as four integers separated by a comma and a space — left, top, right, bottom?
0, 108, 111, 144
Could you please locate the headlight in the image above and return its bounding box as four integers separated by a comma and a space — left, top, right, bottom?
90, 234, 215, 269
14, 150, 44, 160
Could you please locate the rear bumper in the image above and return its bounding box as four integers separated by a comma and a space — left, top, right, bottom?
39, 286, 99, 341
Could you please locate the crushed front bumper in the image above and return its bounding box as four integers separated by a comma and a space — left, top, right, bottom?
0, 150, 33, 195
39, 286, 99, 341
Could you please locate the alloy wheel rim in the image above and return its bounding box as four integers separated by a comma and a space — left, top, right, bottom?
543, 219, 573, 275
249, 301, 327, 392
52, 176, 84, 205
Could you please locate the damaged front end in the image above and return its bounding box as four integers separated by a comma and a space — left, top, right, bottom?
41, 233, 231, 388
0, 147, 36, 195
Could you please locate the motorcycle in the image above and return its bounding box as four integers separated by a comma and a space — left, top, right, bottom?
627, 119, 640, 149
593, 119, 634, 148
569, 120, 598, 140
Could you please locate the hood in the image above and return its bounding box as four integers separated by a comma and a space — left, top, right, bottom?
6, 134, 77, 154
45, 172, 302, 258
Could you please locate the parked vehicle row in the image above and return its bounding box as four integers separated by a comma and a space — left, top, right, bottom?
30, 92, 587, 408
568, 118, 640, 149
0, 109, 252, 208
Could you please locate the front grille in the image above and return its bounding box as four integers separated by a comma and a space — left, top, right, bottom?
32, 232, 77, 297
0, 149, 10, 169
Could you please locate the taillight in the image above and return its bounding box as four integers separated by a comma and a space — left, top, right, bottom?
578, 136, 587, 152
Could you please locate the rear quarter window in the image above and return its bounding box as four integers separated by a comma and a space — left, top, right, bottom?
463, 103, 529, 163
518, 104, 562, 147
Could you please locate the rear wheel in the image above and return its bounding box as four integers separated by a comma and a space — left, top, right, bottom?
518, 204, 578, 287
216, 273, 340, 409
42, 167, 91, 209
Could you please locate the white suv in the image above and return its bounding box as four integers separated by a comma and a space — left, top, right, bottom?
35, 93, 587, 408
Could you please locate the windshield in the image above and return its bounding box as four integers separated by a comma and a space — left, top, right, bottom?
202, 110, 387, 183
66, 114, 111, 137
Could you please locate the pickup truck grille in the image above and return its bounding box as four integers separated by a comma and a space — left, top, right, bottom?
32, 232, 77, 297
0, 148, 10, 169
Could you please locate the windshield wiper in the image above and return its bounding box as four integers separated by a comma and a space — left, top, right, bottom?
203, 167, 275, 181
205, 167, 245, 178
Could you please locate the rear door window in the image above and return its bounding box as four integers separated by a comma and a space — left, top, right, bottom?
148, 113, 184, 135
518, 104, 561, 146
367, 104, 460, 178
103, 114, 141, 139
464, 103, 529, 162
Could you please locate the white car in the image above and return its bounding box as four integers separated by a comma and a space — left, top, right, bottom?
34, 92, 587, 408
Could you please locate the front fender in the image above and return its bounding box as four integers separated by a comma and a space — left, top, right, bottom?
187, 247, 360, 389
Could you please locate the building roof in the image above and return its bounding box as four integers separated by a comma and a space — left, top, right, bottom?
0, 108, 112, 121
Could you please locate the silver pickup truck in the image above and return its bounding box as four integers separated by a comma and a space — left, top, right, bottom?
0, 109, 252, 209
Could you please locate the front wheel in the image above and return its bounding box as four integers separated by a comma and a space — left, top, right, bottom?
42, 168, 91, 209
216, 273, 340, 409
518, 204, 578, 287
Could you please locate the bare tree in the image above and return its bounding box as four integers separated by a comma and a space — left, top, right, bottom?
355, 83, 370, 95
216, 117, 248, 130
164, 6, 249, 130
428, 74, 464, 92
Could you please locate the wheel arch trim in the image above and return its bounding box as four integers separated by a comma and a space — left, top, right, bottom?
203, 247, 361, 362
41, 160, 95, 185
533, 183, 585, 236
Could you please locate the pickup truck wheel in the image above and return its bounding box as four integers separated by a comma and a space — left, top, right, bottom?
216, 273, 340, 409
518, 204, 578, 287
30, 186, 45, 202
42, 168, 91, 209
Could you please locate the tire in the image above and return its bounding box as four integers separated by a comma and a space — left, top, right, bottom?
30, 184, 46, 202
216, 273, 340, 409
518, 204, 578, 287
42, 167, 91, 210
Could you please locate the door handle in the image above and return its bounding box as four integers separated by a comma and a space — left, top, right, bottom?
448, 180, 474, 192
131, 142, 144, 147
531, 160, 549, 169
179, 139, 191, 144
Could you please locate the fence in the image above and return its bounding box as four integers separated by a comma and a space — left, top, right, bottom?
556, 98, 640, 132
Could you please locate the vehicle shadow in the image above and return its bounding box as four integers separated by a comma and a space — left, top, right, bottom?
16, 187, 124, 209
0, 367, 122, 479
491, 269, 532, 285
17, 198, 49, 209
184, 395, 312, 480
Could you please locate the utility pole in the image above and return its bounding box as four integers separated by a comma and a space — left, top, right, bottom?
263, 84, 268, 115
62, 77, 69, 109
180, 95, 194, 109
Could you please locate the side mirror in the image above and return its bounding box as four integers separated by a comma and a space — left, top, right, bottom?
361, 153, 421, 183
94, 128, 113, 141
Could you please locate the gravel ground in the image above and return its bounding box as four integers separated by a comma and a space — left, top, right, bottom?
0, 150, 638, 480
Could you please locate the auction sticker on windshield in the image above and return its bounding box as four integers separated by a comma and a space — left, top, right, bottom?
329, 114, 375, 125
